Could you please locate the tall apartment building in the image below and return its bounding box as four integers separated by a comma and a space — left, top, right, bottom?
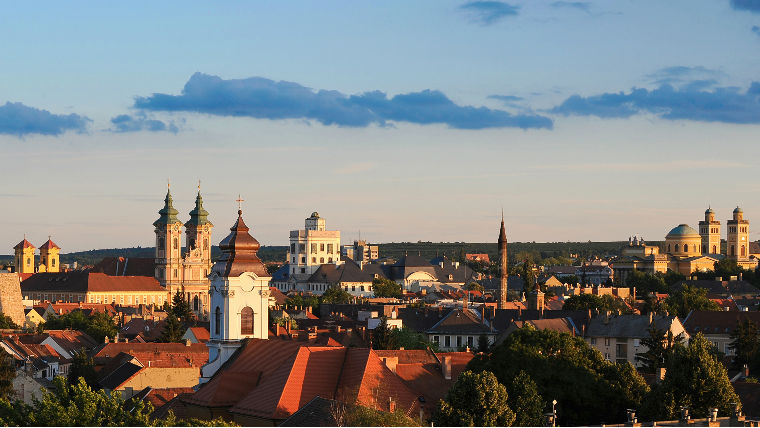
341, 240, 379, 262
287, 212, 342, 277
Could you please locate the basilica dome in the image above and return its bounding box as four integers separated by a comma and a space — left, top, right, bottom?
665, 224, 701, 257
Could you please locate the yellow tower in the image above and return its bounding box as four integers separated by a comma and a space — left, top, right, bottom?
39, 237, 61, 273
154, 185, 183, 294
183, 185, 214, 317
699, 207, 721, 255
727, 206, 750, 260
13, 238, 36, 274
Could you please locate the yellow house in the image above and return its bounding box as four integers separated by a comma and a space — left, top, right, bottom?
23, 308, 45, 330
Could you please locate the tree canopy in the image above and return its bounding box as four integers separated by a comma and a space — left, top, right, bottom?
0, 313, 19, 330
42, 310, 117, 343
372, 277, 402, 298
507, 370, 545, 427
562, 294, 631, 314
729, 318, 760, 374
431, 370, 515, 427
640, 332, 740, 421
635, 324, 684, 373
467, 326, 649, 426
662, 284, 720, 318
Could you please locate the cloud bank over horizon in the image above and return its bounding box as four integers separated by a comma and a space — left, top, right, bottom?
551, 81, 760, 124
0, 102, 90, 137
134, 72, 554, 130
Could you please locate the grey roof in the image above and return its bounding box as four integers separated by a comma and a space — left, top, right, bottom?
397, 307, 453, 333
271, 264, 290, 282
426, 308, 493, 335
99, 358, 143, 390
307, 260, 387, 284
278, 396, 340, 427
586, 314, 680, 339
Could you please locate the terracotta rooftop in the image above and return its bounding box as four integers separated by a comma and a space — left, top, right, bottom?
39, 239, 60, 250
13, 239, 35, 250
22, 271, 164, 293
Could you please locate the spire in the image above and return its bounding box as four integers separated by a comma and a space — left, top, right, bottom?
213, 208, 267, 278
498, 213, 507, 244
153, 186, 181, 226
186, 184, 212, 227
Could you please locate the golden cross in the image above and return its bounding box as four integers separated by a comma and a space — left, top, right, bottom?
236, 194, 245, 211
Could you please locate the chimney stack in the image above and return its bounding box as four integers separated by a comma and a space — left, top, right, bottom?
442, 355, 452, 380
382, 356, 398, 374
388, 397, 396, 413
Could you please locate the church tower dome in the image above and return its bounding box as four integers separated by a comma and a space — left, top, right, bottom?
153, 185, 183, 292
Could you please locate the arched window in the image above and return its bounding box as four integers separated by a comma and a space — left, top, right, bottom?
193, 296, 200, 311
204, 238, 209, 250
52, 259, 56, 267
742, 246, 746, 257
731, 245, 736, 256
158, 237, 165, 250
713, 245, 717, 254
320, 257, 324, 263
173, 238, 178, 249
215, 307, 222, 336
703, 245, 707, 254
667, 244, 671, 252
26, 258, 30, 266
241, 307, 254, 335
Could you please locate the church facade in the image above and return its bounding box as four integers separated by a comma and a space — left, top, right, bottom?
153, 186, 214, 319
613, 207, 759, 284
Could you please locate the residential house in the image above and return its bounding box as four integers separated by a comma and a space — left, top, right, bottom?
426, 308, 496, 351
682, 310, 760, 357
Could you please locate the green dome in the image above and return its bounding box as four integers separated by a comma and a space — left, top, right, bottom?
734, 206, 743, 214
705, 207, 714, 214
666, 224, 699, 238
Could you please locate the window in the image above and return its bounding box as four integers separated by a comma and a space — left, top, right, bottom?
713, 245, 717, 253
320, 243, 325, 251
604, 338, 610, 346
311, 257, 316, 263
292, 257, 296, 263
298, 244, 305, 253
215, 307, 222, 336
52, 259, 56, 267
328, 257, 333, 263
445, 336, 451, 347
193, 296, 200, 311
327, 244, 333, 254
128, 296, 132, 304
456, 336, 462, 347
360, 286, 365, 291
590, 338, 596, 345
352, 286, 356, 291
174, 269, 178, 278
311, 243, 318, 254
173, 238, 178, 249
204, 238, 209, 250
291, 243, 296, 253
633, 339, 640, 347
742, 246, 746, 257
433, 336, 439, 344
158, 237, 165, 250
731, 245, 736, 256
26, 258, 31, 266
467, 336, 474, 348
301, 268, 305, 274
241, 307, 254, 335
301, 257, 306, 264
143, 296, 147, 304
604, 353, 610, 360
320, 257, 324, 263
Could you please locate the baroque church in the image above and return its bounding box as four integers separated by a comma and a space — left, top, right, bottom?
153, 185, 214, 319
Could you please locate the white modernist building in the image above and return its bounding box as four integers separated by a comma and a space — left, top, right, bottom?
200, 209, 271, 384
287, 212, 342, 277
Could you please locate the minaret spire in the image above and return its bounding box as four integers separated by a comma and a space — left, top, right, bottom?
498, 211, 508, 310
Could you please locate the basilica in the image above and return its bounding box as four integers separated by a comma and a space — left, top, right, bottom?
614, 207, 759, 284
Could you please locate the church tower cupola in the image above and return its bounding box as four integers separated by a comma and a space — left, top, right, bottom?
699, 206, 720, 255
13, 238, 36, 274
39, 238, 61, 273
154, 185, 183, 291
727, 206, 749, 261
202, 205, 272, 384
183, 183, 214, 318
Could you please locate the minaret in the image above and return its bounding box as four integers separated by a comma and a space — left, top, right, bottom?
39, 237, 61, 273
201, 205, 271, 384
13, 237, 36, 274
727, 206, 750, 260
153, 184, 183, 296
699, 207, 721, 255
184, 183, 214, 317
498, 212, 508, 309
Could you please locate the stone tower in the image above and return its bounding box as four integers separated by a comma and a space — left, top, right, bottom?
0, 273, 25, 326
498, 213, 508, 309
699, 207, 721, 255
727, 206, 750, 260
38, 238, 61, 273
201, 207, 271, 384
13, 238, 36, 274
183, 188, 214, 317
154, 186, 183, 295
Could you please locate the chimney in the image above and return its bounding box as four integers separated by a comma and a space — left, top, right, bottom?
104, 336, 109, 344
382, 356, 398, 374
185, 339, 191, 347
730, 402, 744, 424
388, 397, 396, 413
740, 272, 743, 281
442, 356, 452, 380
680, 407, 690, 424
744, 363, 750, 378
658, 367, 667, 382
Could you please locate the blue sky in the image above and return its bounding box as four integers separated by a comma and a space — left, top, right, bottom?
2, 0, 760, 251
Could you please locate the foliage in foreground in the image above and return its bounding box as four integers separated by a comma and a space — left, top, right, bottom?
431, 370, 515, 427
0, 377, 237, 427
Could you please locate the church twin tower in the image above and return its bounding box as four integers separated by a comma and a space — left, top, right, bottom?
153, 185, 213, 317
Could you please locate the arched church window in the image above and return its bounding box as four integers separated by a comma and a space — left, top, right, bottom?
241, 306, 254, 335
703, 245, 707, 254
731, 245, 735, 256
52, 259, 55, 267
667, 245, 671, 253
204, 238, 209, 250
26, 258, 30, 265
215, 307, 221, 336
158, 237, 165, 250
173, 238, 178, 249
742, 246, 746, 257
713, 245, 717, 254
193, 296, 200, 312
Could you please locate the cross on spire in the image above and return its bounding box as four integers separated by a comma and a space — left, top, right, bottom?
167, 178, 170, 189
236, 194, 245, 214
198, 179, 201, 192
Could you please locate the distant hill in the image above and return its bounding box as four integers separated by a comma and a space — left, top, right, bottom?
0, 241, 656, 268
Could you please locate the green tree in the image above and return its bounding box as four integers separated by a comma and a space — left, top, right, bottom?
562, 294, 630, 314
508, 370, 545, 427
662, 284, 720, 318
171, 291, 193, 323
431, 370, 515, 427
285, 293, 320, 309
728, 318, 760, 372
42, 310, 116, 343
321, 286, 353, 304
161, 313, 184, 343
626, 270, 668, 294
0, 351, 16, 401
372, 318, 397, 350
0, 313, 19, 330
662, 270, 686, 287
372, 277, 402, 299
67, 350, 98, 390
467, 326, 649, 426
640, 333, 741, 421
635, 325, 683, 373
344, 404, 418, 427
391, 327, 433, 351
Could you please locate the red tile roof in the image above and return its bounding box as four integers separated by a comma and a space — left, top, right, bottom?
94, 342, 208, 365
39, 239, 60, 250
14, 239, 35, 250
187, 327, 210, 343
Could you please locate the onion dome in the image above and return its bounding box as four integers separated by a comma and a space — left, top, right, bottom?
39, 238, 60, 250
185, 191, 213, 227
310, 212, 320, 218
705, 207, 714, 214
734, 206, 743, 214
14, 239, 35, 250
666, 224, 700, 238
213, 210, 268, 277
153, 188, 181, 226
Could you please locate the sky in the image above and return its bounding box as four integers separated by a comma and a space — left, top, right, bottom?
2, 0, 760, 252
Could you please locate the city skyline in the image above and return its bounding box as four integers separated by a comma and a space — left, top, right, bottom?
2, 0, 760, 251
